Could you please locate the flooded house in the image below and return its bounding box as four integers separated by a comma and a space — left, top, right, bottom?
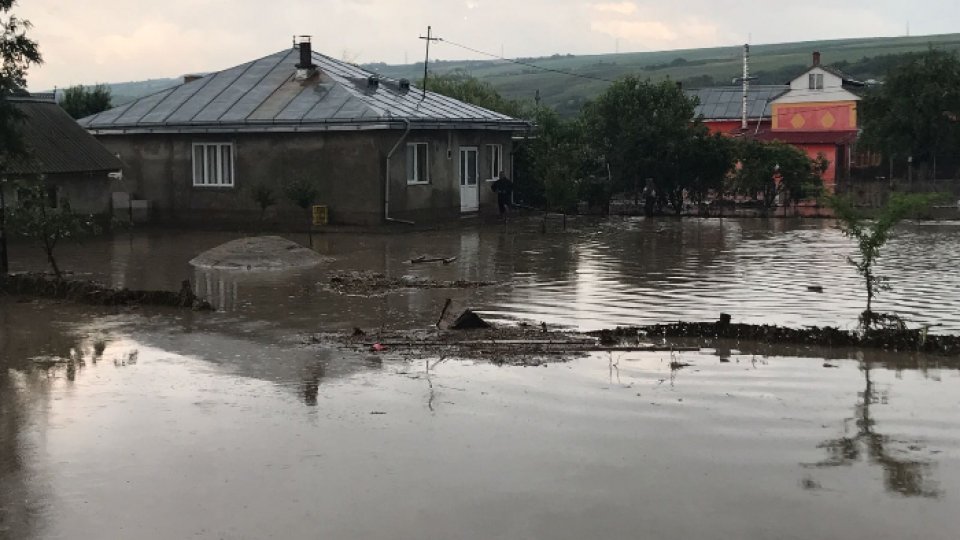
0, 93, 122, 214
689, 52, 865, 192
689, 85, 789, 135
79, 38, 530, 227
756, 51, 865, 191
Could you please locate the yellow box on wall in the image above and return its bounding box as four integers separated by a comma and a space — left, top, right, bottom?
312, 205, 328, 226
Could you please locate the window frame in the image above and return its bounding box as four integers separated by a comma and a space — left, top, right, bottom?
406, 142, 430, 185
808, 73, 824, 90
192, 142, 235, 188
486, 144, 503, 182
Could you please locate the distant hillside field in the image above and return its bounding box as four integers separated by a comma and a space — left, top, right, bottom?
97, 33, 960, 115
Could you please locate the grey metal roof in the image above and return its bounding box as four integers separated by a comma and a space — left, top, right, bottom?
687, 86, 789, 121
80, 48, 530, 134
4, 97, 122, 175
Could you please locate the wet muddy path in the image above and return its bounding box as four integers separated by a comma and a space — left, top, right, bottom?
2, 217, 960, 539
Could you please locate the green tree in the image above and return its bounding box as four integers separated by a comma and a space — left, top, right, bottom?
514, 107, 597, 212
5, 179, 100, 279
826, 192, 939, 326
677, 132, 735, 214
0, 0, 42, 275
283, 177, 320, 245
581, 77, 701, 208
247, 181, 277, 232
428, 71, 528, 118
59, 84, 112, 119
860, 49, 960, 177
734, 140, 825, 213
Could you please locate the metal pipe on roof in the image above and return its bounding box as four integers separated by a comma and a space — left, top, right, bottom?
384, 119, 414, 225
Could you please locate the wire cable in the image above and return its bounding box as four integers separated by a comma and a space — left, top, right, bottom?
437, 38, 618, 84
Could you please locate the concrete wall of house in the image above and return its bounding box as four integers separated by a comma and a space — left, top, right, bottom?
385, 129, 514, 223
0, 172, 113, 215
50, 172, 114, 214
96, 128, 514, 228
97, 131, 386, 227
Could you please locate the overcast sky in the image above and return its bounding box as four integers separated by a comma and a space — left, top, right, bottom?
16, 0, 960, 90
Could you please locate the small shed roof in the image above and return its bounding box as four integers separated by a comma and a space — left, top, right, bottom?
4, 96, 123, 175
688, 86, 789, 121
80, 47, 530, 134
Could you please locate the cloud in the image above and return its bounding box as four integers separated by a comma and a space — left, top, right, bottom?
587, 3, 721, 49
588, 2, 638, 15
12, 0, 960, 90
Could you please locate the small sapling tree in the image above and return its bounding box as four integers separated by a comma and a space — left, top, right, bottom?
6, 179, 100, 279
247, 181, 277, 232
283, 177, 320, 246
826, 192, 939, 328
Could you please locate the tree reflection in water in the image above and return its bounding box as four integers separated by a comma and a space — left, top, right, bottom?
806, 358, 941, 498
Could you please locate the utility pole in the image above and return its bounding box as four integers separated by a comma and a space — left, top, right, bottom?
741, 43, 750, 131
419, 26, 441, 98
0, 177, 8, 275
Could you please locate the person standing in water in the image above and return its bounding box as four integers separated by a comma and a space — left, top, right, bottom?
491, 171, 513, 215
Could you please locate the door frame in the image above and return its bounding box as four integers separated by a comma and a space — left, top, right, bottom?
459, 146, 479, 213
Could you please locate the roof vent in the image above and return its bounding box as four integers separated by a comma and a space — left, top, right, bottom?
367, 75, 380, 89
399, 79, 411, 93
184, 74, 203, 84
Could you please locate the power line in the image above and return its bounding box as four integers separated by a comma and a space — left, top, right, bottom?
435, 37, 870, 119
437, 38, 618, 84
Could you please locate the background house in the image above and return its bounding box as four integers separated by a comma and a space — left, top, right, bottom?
689, 85, 788, 135
80, 39, 530, 227
1, 93, 122, 214
755, 52, 864, 191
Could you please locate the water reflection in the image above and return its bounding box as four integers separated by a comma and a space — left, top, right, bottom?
301, 361, 325, 407
8, 219, 960, 333
806, 358, 942, 498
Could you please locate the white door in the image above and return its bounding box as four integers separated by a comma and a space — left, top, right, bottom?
459, 147, 479, 213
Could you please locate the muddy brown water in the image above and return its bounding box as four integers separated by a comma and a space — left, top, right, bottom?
2, 217, 960, 539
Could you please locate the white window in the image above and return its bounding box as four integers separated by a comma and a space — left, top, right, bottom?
808, 73, 824, 90
486, 144, 503, 181
192, 143, 234, 187
406, 142, 429, 185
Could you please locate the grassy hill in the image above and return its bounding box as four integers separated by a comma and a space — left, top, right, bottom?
99, 33, 960, 115
368, 33, 960, 116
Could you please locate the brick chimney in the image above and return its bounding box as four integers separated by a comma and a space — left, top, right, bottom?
812, 51, 821, 67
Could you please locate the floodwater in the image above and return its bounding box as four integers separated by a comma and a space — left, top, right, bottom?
2, 217, 960, 539
5, 216, 960, 334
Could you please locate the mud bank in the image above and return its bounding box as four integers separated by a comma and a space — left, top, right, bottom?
596, 321, 960, 356
308, 324, 693, 366
324, 271, 498, 296
0, 274, 213, 310
312, 317, 960, 365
